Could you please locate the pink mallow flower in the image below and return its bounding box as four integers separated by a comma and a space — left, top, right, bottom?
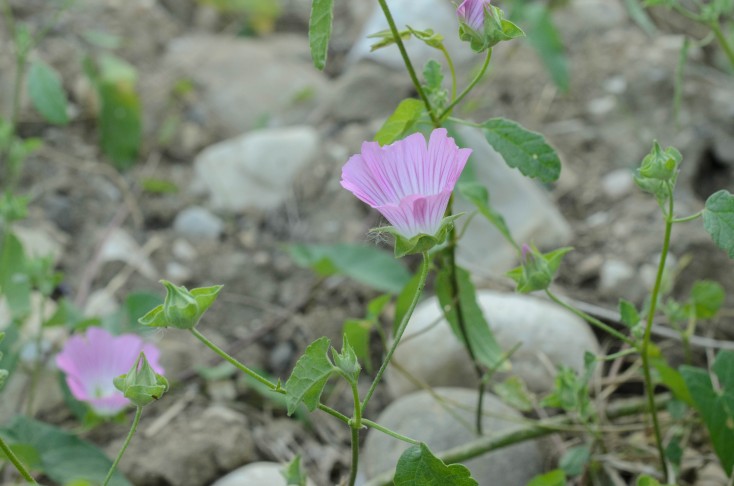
56, 327, 164, 416
457, 0, 491, 31
341, 128, 471, 239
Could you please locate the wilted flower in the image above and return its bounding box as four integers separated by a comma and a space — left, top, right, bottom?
341, 128, 471, 239
457, 0, 491, 31
56, 327, 164, 416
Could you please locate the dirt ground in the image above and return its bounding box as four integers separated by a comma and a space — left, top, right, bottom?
2, 0, 734, 484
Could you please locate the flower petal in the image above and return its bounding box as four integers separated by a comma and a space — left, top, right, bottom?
457, 0, 489, 31
377, 189, 453, 239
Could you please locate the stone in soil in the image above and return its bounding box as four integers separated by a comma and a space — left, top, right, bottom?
113, 404, 255, 486
453, 126, 573, 275
362, 387, 545, 484
212, 461, 316, 486
173, 205, 224, 241
385, 290, 600, 397
162, 34, 330, 137
191, 126, 320, 212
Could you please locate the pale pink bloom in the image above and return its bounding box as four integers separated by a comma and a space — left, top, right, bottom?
56, 327, 163, 416
457, 0, 491, 31
341, 128, 471, 239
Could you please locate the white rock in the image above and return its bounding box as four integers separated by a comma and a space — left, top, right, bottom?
385, 290, 600, 396
192, 126, 320, 212
362, 388, 544, 484
454, 126, 573, 275
99, 228, 157, 279
348, 0, 476, 69
172, 238, 198, 262
601, 169, 634, 199
83, 289, 119, 318
212, 462, 315, 486
598, 259, 636, 295
163, 35, 329, 137
165, 261, 192, 283
587, 96, 617, 117
173, 206, 224, 240
13, 223, 66, 264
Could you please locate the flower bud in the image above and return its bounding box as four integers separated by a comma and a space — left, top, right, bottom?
457, 1, 524, 52
113, 352, 168, 408
139, 280, 223, 330
638, 141, 681, 182
507, 245, 572, 293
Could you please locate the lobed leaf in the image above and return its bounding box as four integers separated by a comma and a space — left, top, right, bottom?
393, 443, 477, 486
481, 118, 561, 183
284, 337, 335, 415
703, 190, 734, 259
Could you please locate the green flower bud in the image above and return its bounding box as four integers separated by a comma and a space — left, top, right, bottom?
637, 141, 681, 182
507, 245, 573, 293
458, 4, 524, 52
139, 280, 223, 329
113, 352, 169, 408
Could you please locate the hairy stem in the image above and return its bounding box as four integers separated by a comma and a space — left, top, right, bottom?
362, 252, 430, 410
439, 48, 492, 121
0, 435, 38, 484
102, 406, 143, 486
545, 289, 635, 346
376, 0, 439, 125
639, 187, 675, 483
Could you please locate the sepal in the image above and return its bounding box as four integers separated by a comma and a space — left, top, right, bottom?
113, 352, 168, 408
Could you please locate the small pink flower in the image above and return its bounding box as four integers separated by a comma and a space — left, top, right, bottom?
341, 128, 471, 239
457, 0, 491, 31
56, 327, 164, 416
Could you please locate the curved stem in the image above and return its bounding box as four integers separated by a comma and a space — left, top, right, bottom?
439, 45, 457, 101
189, 328, 350, 425
640, 188, 675, 483
362, 252, 430, 410
361, 418, 420, 445
439, 48, 492, 121
102, 406, 143, 486
376, 0, 439, 125
0, 435, 38, 484
710, 20, 734, 70
347, 378, 362, 486
671, 210, 702, 224
545, 289, 635, 346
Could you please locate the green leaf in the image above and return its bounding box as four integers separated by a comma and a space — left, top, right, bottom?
527, 469, 567, 486
85, 55, 141, 169
332, 335, 361, 384
0, 231, 31, 320
519, 4, 569, 91
27, 60, 69, 125
0, 416, 131, 485
559, 444, 591, 476
652, 358, 693, 406
374, 98, 425, 146
704, 190, 734, 259
284, 337, 335, 415
435, 266, 505, 370
481, 118, 561, 183
286, 243, 411, 294
394, 270, 423, 335
343, 319, 372, 372
308, 0, 334, 70
681, 351, 734, 475
393, 443, 478, 485
493, 376, 533, 412
636, 475, 662, 486
688, 280, 725, 319
457, 182, 516, 248
281, 454, 307, 486
140, 178, 179, 194
619, 299, 641, 328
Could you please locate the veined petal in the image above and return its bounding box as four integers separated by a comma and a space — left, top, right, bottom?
377, 189, 453, 239
427, 128, 472, 194
457, 0, 490, 31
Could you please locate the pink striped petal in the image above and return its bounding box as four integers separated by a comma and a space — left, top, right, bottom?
457, 0, 490, 31
340, 128, 471, 239
55, 327, 164, 416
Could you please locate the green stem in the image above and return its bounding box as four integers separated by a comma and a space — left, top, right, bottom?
439, 45, 457, 101
189, 327, 351, 424
347, 378, 362, 486
376, 0, 439, 125
710, 20, 734, 69
640, 186, 675, 483
362, 252, 430, 410
0, 434, 38, 484
671, 210, 702, 224
438, 48, 492, 121
364, 394, 672, 486
102, 406, 143, 486
26, 295, 48, 415
361, 418, 420, 445
544, 289, 635, 346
